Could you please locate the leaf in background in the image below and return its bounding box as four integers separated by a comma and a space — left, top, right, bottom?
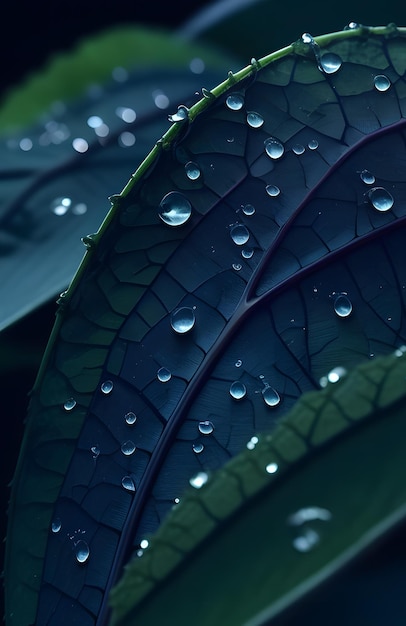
109, 349, 406, 626
6, 25, 406, 626
0, 26, 231, 331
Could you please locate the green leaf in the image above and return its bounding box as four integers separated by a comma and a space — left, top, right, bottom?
109, 349, 406, 626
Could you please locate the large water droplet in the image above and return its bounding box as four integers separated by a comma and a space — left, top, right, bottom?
122, 476, 136, 492
159, 192, 192, 226
367, 187, 394, 212
360, 169, 375, 185
308, 139, 319, 150
288, 506, 332, 526
121, 440, 136, 456
292, 528, 320, 552
246, 111, 264, 128
51, 196, 71, 216
265, 462, 279, 474
168, 105, 188, 122
157, 367, 171, 382
319, 52, 342, 74
189, 471, 208, 488
374, 74, 391, 92
198, 420, 214, 435
266, 184, 280, 197
229, 381, 247, 400
262, 386, 281, 407
51, 518, 62, 533
101, 380, 114, 394
292, 144, 305, 155
242, 204, 255, 216
226, 93, 244, 110
241, 248, 254, 259
265, 137, 284, 159
230, 224, 249, 245
170, 307, 196, 334
185, 161, 201, 180
63, 398, 76, 411
125, 411, 137, 425
192, 443, 204, 454
75, 540, 90, 563
333, 293, 352, 317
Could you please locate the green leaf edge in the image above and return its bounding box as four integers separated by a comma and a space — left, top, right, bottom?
109, 347, 406, 625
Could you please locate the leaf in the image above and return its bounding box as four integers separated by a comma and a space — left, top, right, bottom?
6, 25, 406, 626
0, 26, 230, 331
109, 349, 406, 626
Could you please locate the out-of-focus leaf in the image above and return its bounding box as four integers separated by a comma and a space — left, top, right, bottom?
109, 350, 406, 626
0, 27, 231, 332
179, 0, 406, 60
6, 25, 406, 626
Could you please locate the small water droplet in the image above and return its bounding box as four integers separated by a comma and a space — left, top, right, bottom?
75, 540, 90, 563
265, 462, 279, 474
140, 539, 149, 550
374, 74, 391, 92
101, 380, 114, 394
185, 161, 201, 180
347, 21, 360, 29
333, 293, 352, 317
198, 420, 214, 435
121, 440, 136, 456
262, 386, 281, 407
292, 144, 305, 155
308, 139, 319, 150
72, 138, 89, 153
266, 184, 280, 197
367, 186, 394, 212
319, 52, 342, 74
51, 196, 71, 216
288, 506, 332, 526
170, 307, 196, 333
157, 367, 171, 382
189, 471, 208, 488
242, 204, 255, 216
246, 435, 259, 450
360, 169, 375, 185
168, 105, 188, 122
229, 381, 247, 400
235, 359, 243, 367
230, 224, 249, 245
51, 518, 62, 533
301, 32, 314, 44
232, 263, 242, 271
125, 411, 137, 425
292, 528, 320, 552
192, 442, 204, 454
115, 107, 136, 123
63, 398, 76, 411
246, 111, 264, 128
226, 93, 244, 111
121, 476, 136, 491
264, 137, 284, 159
159, 192, 192, 226
91, 445, 100, 459
241, 247, 254, 259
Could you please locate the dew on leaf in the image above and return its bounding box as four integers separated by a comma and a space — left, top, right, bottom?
226, 93, 244, 111
198, 420, 214, 435
51, 518, 62, 533
100, 380, 114, 394
235, 359, 243, 368
159, 192, 192, 226
242, 204, 255, 216
168, 105, 188, 122
121, 440, 136, 456
192, 443, 204, 454
246, 111, 264, 128
229, 381, 247, 400
374, 74, 391, 92
262, 386, 280, 407
367, 186, 394, 212
230, 224, 249, 245
121, 476, 136, 492
264, 137, 284, 159
319, 52, 342, 74
170, 307, 196, 333
63, 398, 76, 411
185, 161, 201, 180
266, 184, 280, 197
308, 139, 319, 150
333, 293, 352, 317
90, 445, 100, 459
75, 540, 90, 564
360, 169, 375, 185
292, 144, 305, 155
157, 367, 171, 382
125, 411, 137, 425
241, 247, 253, 259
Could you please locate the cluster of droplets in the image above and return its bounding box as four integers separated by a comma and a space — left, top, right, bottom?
229, 376, 281, 408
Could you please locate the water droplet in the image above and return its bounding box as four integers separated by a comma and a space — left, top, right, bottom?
367, 186, 394, 212
75, 540, 90, 563
241, 248, 254, 259
292, 144, 305, 155
159, 192, 192, 226
189, 471, 208, 488
235, 359, 243, 367
374, 74, 391, 92
192, 442, 204, 454
265, 137, 284, 159
242, 204, 255, 216
262, 386, 281, 407
292, 528, 320, 552
190, 57, 205, 74
157, 367, 171, 382
288, 506, 332, 526
246, 435, 259, 450
121, 440, 136, 456
360, 169, 375, 185
115, 107, 136, 123
101, 380, 114, 394
122, 476, 136, 491
265, 462, 279, 474
232, 263, 242, 271
125, 411, 137, 425
229, 381, 247, 400
63, 398, 76, 411
51, 518, 62, 533
140, 539, 149, 550
319, 52, 342, 74
198, 420, 214, 435
301, 32, 314, 44
230, 224, 249, 245
170, 307, 196, 333
91, 445, 100, 459
51, 196, 71, 216
168, 105, 188, 122
185, 161, 201, 180
72, 138, 89, 153
246, 111, 264, 128
226, 93, 244, 111
347, 21, 360, 29
19, 137, 33, 151
327, 366, 347, 383
308, 139, 319, 150
119, 131, 136, 147
266, 184, 280, 197
333, 293, 353, 317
